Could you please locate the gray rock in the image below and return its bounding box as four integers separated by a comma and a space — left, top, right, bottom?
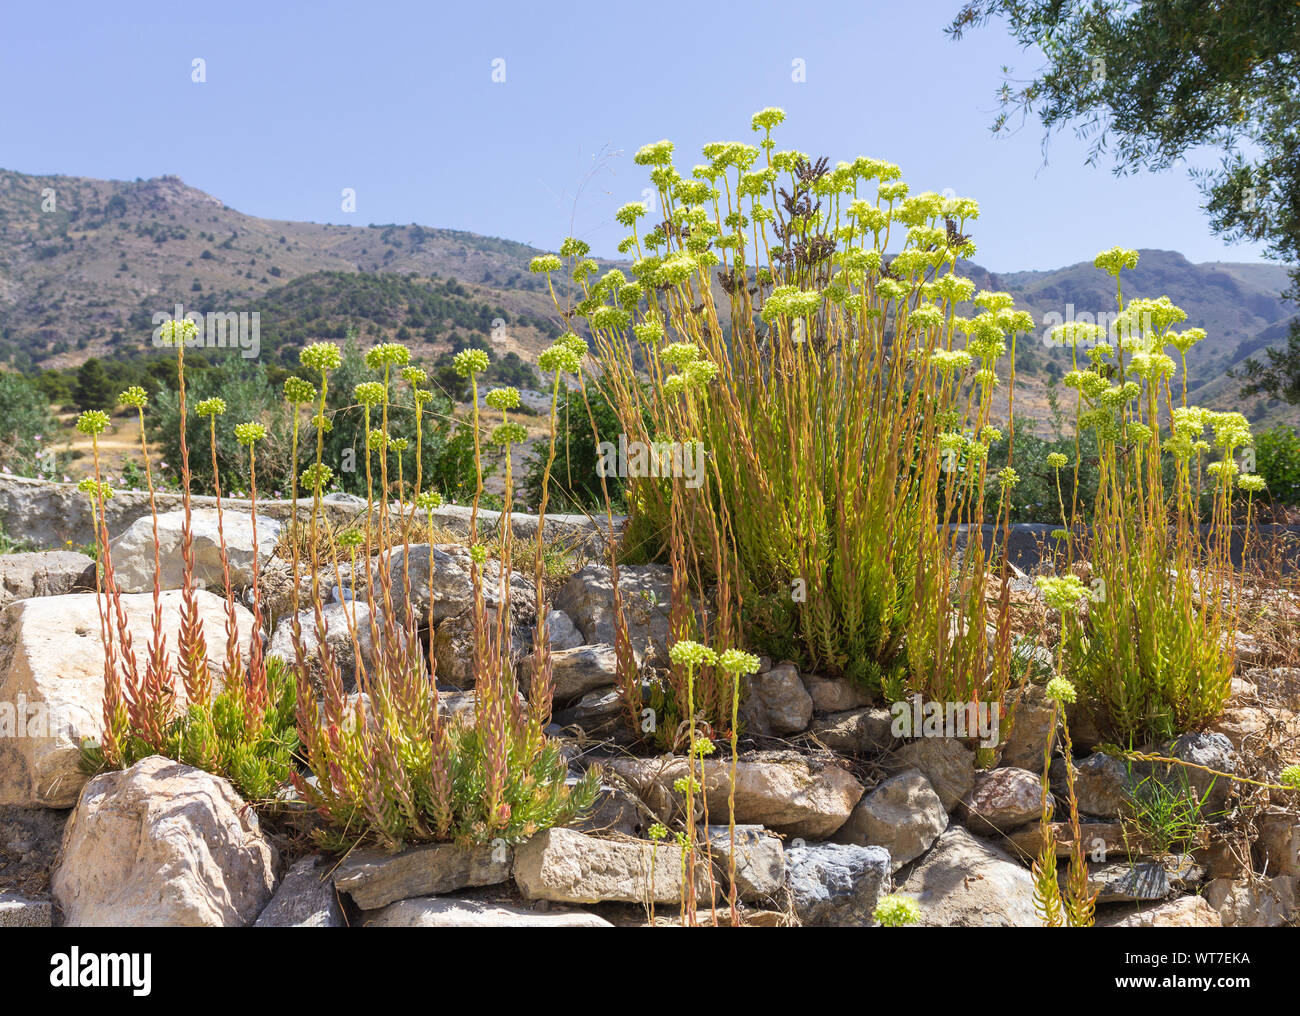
266, 600, 376, 692
808, 707, 894, 755
785, 842, 891, 927
892, 739, 975, 811
52, 756, 279, 927
553, 563, 673, 656
1000, 683, 1058, 770
1165, 732, 1238, 815
705, 825, 785, 901
109, 508, 281, 593
803, 673, 873, 713
363, 895, 612, 927
334, 841, 511, 911
0, 550, 94, 607
834, 769, 947, 871
1088, 860, 1172, 903
0, 893, 52, 927
567, 781, 650, 838
544, 609, 584, 651
1204, 876, 1297, 927
1096, 896, 1221, 927
1254, 809, 1299, 877
253, 855, 345, 927
899, 826, 1041, 926
741, 662, 813, 736
513, 828, 700, 904
523, 642, 640, 706
551, 685, 633, 738
385, 543, 534, 628
606, 753, 864, 840
959, 767, 1045, 835
1054, 752, 1134, 819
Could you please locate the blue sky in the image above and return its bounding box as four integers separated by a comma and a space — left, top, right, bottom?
1, 0, 1271, 272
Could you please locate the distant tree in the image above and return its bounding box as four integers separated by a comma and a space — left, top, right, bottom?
0, 372, 58, 478
73, 358, 114, 411
949, 1, 1300, 400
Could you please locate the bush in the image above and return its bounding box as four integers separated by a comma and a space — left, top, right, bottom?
1254, 423, 1300, 505
0, 372, 57, 478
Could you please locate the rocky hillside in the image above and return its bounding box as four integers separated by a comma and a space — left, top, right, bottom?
1, 168, 1295, 429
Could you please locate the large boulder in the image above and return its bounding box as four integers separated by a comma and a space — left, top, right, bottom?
0, 590, 254, 807
899, 826, 1041, 926
521, 642, 638, 706
808, 707, 894, 755
0, 551, 94, 608
1203, 876, 1296, 927
785, 842, 891, 927
606, 752, 864, 840
833, 769, 947, 871
705, 825, 786, 901
1096, 896, 1221, 928
52, 756, 278, 926
108, 509, 281, 593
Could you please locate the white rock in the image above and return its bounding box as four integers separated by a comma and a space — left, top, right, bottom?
364, 895, 612, 927
109, 509, 281, 593
52, 756, 278, 926
899, 826, 1040, 926
834, 769, 947, 871
513, 828, 700, 904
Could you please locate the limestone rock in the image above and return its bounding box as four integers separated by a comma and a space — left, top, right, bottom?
808, 707, 894, 755
741, 662, 813, 736
513, 828, 699, 904
899, 826, 1040, 927
109, 509, 281, 593
892, 739, 975, 811
52, 756, 278, 927
333, 840, 511, 910
364, 895, 612, 927
833, 769, 947, 871
959, 767, 1045, 835
803, 673, 873, 714
0, 550, 93, 608
1096, 896, 1221, 928
705, 825, 785, 901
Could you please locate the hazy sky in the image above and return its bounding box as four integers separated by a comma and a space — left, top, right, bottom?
1, 0, 1273, 272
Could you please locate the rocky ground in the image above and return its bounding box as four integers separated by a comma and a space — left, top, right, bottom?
0, 481, 1297, 928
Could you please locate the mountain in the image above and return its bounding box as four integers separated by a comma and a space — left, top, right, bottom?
1, 168, 1296, 432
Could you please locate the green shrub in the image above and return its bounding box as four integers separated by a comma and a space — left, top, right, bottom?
1254, 423, 1300, 505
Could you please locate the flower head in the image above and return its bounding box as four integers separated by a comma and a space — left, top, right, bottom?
196, 397, 226, 418
529, 254, 562, 274
717, 649, 761, 676
490, 422, 528, 446
337, 529, 365, 549
1279, 764, 1300, 790
234, 422, 266, 446
77, 477, 113, 500
485, 387, 521, 411
300, 463, 334, 489
453, 349, 491, 378
401, 366, 428, 386
119, 386, 148, 410
354, 382, 385, 408
365, 342, 410, 370
668, 640, 716, 669
157, 318, 199, 346
415, 490, 443, 512
1035, 574, 1090, 613
284, 376, 317, 405
1044, 677, 1077, 705
76, 410, 110, 436
1046, 452, 1069, 470
300, 342, 342, 374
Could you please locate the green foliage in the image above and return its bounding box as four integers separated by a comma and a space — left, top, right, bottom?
522, 379, 627, 513
1254, 424, 1300, 504
0, 371, 58, 477
73, 358, 115, 411
1125, 764, 1215, 856
83, 657, 300, 803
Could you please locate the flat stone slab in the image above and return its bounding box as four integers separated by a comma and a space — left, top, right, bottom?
334, 841, 511, 911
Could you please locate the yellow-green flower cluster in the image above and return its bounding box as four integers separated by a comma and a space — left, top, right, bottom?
300, 341, 342, 373
354, 382, 385, 408
365, 342, 410, 370
415, 490, 443, 512
530, 254, 562, 274
234, 422, 266, 446
77, 478, 113, 499
668, 640, 717, 669
1046, 452, 1069, 470
717, 649, 761, 675
486, 387, 520, 411
196, 397, 226, 418
1044, 676, 1076, 704
284, 376, 316, 405
1094, 246, 1139, 276
490, 422, 528, 446
119, 386, 148, 410
1035, 574, 1090, 612
872, 894, 921, 928
157, 319, 200, 346
301, 463, 334, 489
76, 410, 110, 436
